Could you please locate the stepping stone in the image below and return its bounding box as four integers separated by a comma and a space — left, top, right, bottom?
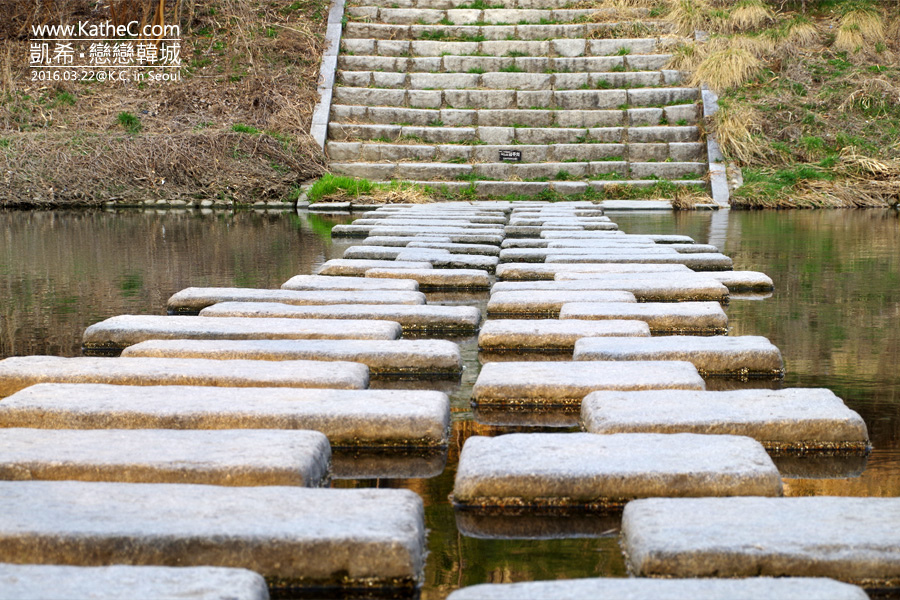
83, 315, 401, 352
452, 433, 782, 510
560, 301, 728, 335
122, 339, 463, 379
500, 247, 678, 263
407, 242, 502, 256
621, 497, 900, 585
167, 287, 426, 314
361, 236, 453, 247
545, 253, 734, 271
478, 319, 650, 352
0, 384, 450, 448
0, 356, 369, 397
581, 389, 869, 452
200, 302, 482, 334
487, 290, 636, 318
368, 229, 504, 245
472, 361, 705, 406
0, 481, 426, 590
344, 245, 451, 260
0, 564, 269, 600
707, 270, 775, 291
493, 277, 729, 303
395, 251, 500, 272
496, 262, 692, 281
317, 259, 433, 276
447, 578, 869, 600
574, 336, 785, 378
365, 268, 491, 291
0, 428, 331, 486
281, 275, 419, 291
541, 232, 695, 244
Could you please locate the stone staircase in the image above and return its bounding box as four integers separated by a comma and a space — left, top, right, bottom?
325, 0, 710, 197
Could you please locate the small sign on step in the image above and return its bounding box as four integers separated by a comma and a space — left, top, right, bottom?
499, 150, 522, 162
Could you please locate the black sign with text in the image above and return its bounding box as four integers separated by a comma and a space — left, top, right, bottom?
498, 150, 522, 162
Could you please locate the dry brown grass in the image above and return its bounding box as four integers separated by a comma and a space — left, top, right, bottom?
670, 186, 713, 209
711, 103, 766, 165
730, 0, 773, 32
666, 0, 713, 36
782, 16, 820, 47
835, 4, 884, 53
689, 47, 761, 91
838, 77, 900, 115
666, 42, 705, 71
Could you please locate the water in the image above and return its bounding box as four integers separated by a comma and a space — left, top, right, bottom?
1, 207, 898, 598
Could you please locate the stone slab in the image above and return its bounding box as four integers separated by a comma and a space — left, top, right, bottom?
122, 339, 462, 379
0, 564, 270, 600
560, 301, 728, 335
544, 253, 734, 271
317, 259, 433, 276
496, 262, 692, 281
0, 481, 426, 589
621, 497, 900, 585
500, 247, 678, 263
478, 319, 650, 351
447, 578, 869, 600
0, 428, 331, 486
472, 361, 705, 406
487, 290, 636, 317
0, 356, 369, 397
365, 268, 491, 290
495, 276, 729, 302
452, 433, 781, 509
707, 270, 775, 291
0, 384, 449, 448
581, 389, 869, 451
574, 335, 784, 378
344, 245, 451, 261
200, 302, 482, 334
281, 274, 419, 291
167, 287, 425, 314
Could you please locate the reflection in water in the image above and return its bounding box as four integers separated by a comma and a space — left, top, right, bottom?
1, 207, 899, 599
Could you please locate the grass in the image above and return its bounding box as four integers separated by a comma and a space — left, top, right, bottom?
308, 174, 432, 203
689, 47, 762, 92
117, 112, 142, 134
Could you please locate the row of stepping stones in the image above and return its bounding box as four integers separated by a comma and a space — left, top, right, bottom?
0, 200, 895, 598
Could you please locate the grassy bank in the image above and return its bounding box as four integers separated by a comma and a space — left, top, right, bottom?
1, 0, 328, 207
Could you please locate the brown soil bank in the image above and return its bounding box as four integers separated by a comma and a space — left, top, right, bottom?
1, 0, 328, 207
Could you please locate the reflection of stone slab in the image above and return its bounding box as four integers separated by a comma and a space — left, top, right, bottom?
0, 428, 330, 487
545, 253, 733, 271
452, 433, 781, 509
622, 497, 900, 585
366, 268, 491, 290
574, 336, 784, 378
280, 274, 419, 291
0, 481, 426, 590
0, 564, 270, 600
473, 361, 705, 406
83, 315, 401, 352
122, 339, 462, 379
0, 356, 369, 397
478, 319, 650, 352
582, 389, 868, 451
773, 453, 868, 479
560, 301, 728, 335
472, 405, 580, 428
487, 290, 636, 318
317, 259, 433, 276
493, 277, 729, 303
200, 302, 482, 334
455, 512, 621, 540
166, 287, 425, 314
0, 384, 450, 448
447, 578, 868, 600
496, 262, 691, 281
332, 447, 447, 479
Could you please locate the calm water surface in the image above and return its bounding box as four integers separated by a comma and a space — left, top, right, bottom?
1, 207, 898, 598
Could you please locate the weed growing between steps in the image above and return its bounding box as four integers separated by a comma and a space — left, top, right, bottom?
308, 174, 433, 203
668, 0, 900, 208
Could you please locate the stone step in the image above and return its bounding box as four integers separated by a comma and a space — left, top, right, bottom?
0, 481, 426, 590
338, 54, 674, 72
472, 360, 705, 406
0, 428, 331, 487
342, 37, 674, 57
378, 179, 705, 198
581, 388, 869, 452
347, 0, 650, 9
317, 259, 435, 275
492, 277, 729, 302
496, 262, 692, 280
560, 301, 728, 335
345, 7, 646, 25
548, 240, 716, 252
487, 289, 636, 317
447, 578, 870, 600
279, 274, 419, 292
328, 124, 701, 145
574, 335, 785, 378
200, 302, 482, 334
360, 236, 452, 246
82, 315, 402, 352
407, 241, 501, 256
121, 339, 463, 379
0, 383, 450, 448
621, 497, 900, 585
500, 246, 679, 262
478, 319, 650, 351
0, 564, 270, 600
336, 70, 680, 90
452, 433, 781, 509
351, 218, 504, 228
541, 231, 695, 243
365, 267, 492, 290
708, 270, 775, 292
544, 253, 733, 271
333, 86, 699, 109
332, 227, 503, 244
344, 245, 454, 260
330, 104, 701, 128
395, 250, 500, 271
364, 213, 508, 224
365, 227, 505, 244
167, 287, 426, 314
0, 356, 370, 397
